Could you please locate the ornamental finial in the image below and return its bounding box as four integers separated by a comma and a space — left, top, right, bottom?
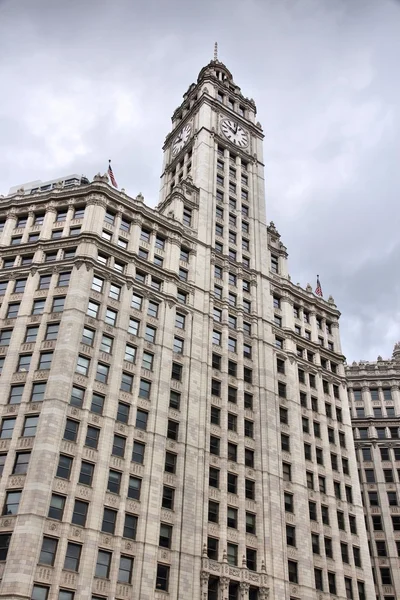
214, 42, 218, 61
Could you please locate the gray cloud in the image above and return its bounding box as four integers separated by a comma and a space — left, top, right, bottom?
1, 0, 400, 361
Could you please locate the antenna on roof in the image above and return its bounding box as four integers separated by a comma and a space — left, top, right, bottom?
214, 42, 218, 61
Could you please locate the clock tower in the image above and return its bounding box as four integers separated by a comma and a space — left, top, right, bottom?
158, 54, 268, 275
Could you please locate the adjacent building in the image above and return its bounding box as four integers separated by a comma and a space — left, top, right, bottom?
347, 346, 400, 600
0, 57, 375, 599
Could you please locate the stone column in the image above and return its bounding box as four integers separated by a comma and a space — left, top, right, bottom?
1, 210, 17, 246
200, 571, 209, 600
220, 576, 230, 600
239, 581, 250, 599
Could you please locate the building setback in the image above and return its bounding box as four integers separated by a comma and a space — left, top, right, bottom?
347, 346, 400, 600
0, 58, 375, 599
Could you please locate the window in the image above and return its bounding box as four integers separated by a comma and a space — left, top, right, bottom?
246, 548, 257, 571
87, 300, 99, 318
57, 271, 71, 287
380, 568, 392, 585
95, 362, 109, 384
95, 550, 111, 579
212, 353, 221, 371
211, 379, 221, 397
9, 385, 24, 405
17, 354, 32, 372
128, 318, 140, 336
111, 434, 125, 458
159, 523, 173, 548
210, 407, 220, 426
207, 466, 220, 489
281, 434, 290, 452
124, 513, 138, 539
227, 543, 238, 566
169, 391, 181, 410
309, 501, 317, 521
214, 285, 222, 299
161, 485, 175, 511
45, 252, 58, 262
56, 455, 72, 480
118, 555, 133, 584
325, 536, 333, 558
384, 469, 394, 483
0, 329, 12, 346
51, 230, 62, 239
368, 492, 379, 506
284, 493, 293, 513
102, 507, 117, 534
212, 330, 221, 346
134, 409, 148, 432
288, 561, 298, 583
346, 486, 354, 504
14, 278, 27, 293
78, 462, 94, 486
349, 515, 357, 534
286, 525, 296, 546
115, 401, 129, 424
139, 379, 151, 399
63, 419, 79, 442
304, 443, 312, 460
123, 472, 142, 501
171, 362, 182, 381
38, 352, 53, 370
120, 217, 130, 232
353, 547, 361, 567
228, 337, 237, 352
70, 386, 84, 407
156, 563, 170, 591
283, 462, 291, 482
81, 327, 94, 346
7, 303, 20, 318
64, 542, 81, 572
39, 537, 58, 566
85, 426, 100, 449
105, 307, 117, 326
23, 415, 38, 437
173, 337, 184, 354
89, 392, 104, 415
365, 469, 375, 483
48, 494, 65, 520
132, 441, 145, 464
121, 372, 133, 392
337, 511, 345, 530
227, 472, 238, 494
31, 586, 49, 600
107, 470, 121, 494
314, 568, 323, 590
228, 442, 237, 462
45, 323, 59, 341
165, 452, 176, 473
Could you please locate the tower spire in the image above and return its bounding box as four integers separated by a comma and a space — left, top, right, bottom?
214, 41, 218, 61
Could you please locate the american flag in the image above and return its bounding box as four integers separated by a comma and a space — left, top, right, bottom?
315, 275, 323, 297
108, 161, 118, 188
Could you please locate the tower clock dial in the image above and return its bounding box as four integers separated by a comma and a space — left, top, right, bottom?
220, 119, 249, 148
172, 124, 192, 156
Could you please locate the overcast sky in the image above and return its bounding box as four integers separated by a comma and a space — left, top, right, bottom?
1, 0, 399, 362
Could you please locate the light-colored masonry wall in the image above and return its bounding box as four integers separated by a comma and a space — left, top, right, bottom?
0, 58, 374, 600
347, 349, 400, 600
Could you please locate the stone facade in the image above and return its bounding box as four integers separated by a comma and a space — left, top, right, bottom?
346, 346, 400, 600
0, 58, 375, 599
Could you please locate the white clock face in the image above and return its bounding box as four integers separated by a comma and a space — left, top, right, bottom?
172, 124, 192, 156
220, 119, 249, 148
